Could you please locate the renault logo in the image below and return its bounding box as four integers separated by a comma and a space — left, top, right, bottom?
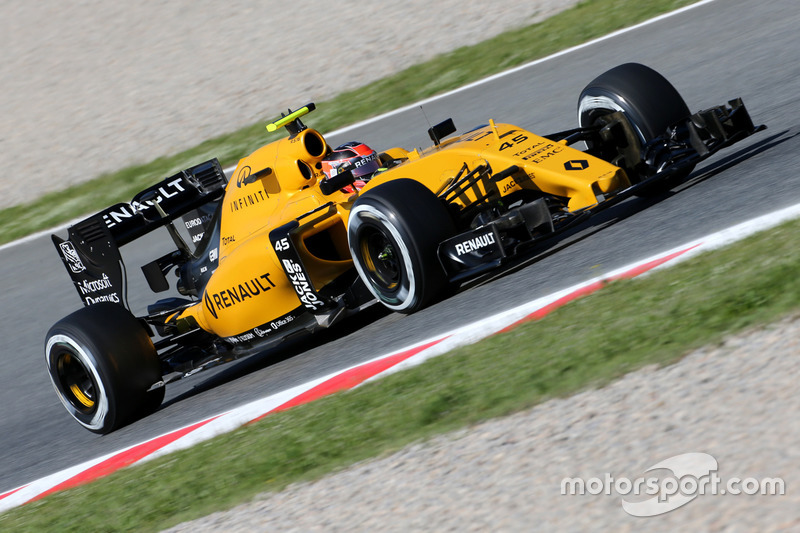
564, 160, 589, 170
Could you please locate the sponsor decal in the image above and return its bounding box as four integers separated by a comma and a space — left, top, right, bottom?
226, 332, 256, 344
564, 159, 589, 170
208, 248, 218, 262
455, 232, 496, 256
103, 178, 186, 228
271, 314, 294, 330
257, 313, 298, 336
226, 311, 299, 343
58, 241, 86, 274
85, 292, 120, 305
236, 165, 273, 187
77, 273, 113, 295
501, 180, 517, 194
353, 152, 377, 169
281, 258, 323, 311
253, 326, 270, 338
521, 143, 563, 163
203, 273, 275, 319
185, 213, 212, 244
513, 140, 547, 157
229, 190, 268, 212
236, 166, 252, 188
222, 235, 236, 245
184, 215, 212, 229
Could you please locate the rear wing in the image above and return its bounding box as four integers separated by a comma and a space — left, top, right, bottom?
53, 159, 227, 309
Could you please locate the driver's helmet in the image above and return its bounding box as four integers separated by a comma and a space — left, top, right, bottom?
321, 141, 380, 192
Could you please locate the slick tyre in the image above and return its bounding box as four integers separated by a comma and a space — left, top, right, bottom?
578, 62, 694, 192
45, 303, 164, 434
348, 179, 456, 313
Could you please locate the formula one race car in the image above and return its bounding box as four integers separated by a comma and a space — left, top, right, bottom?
46, 63, 763, 433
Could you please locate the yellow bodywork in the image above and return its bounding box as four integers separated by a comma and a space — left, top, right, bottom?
360, 122, 629, 212
173, 121, 629, 338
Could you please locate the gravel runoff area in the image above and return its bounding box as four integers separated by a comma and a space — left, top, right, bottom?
0, 0, 577, 209
164, 316, 800, 532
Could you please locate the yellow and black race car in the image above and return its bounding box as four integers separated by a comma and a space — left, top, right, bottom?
46, 63, 763, 433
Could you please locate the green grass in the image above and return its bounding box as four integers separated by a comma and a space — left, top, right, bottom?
0, 0, 695, 244
4, 203, 800, 533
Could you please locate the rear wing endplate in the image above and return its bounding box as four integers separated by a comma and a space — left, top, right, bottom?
53, 159, 227, 308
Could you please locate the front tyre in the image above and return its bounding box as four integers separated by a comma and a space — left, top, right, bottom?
348, 179, 455, 313
45, 303, 164, 434
578, 63, 694, 192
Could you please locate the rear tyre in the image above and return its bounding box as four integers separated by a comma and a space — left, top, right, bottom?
45, 303, 164, 434
578, 63, 694, 192
348, 179, 456, 313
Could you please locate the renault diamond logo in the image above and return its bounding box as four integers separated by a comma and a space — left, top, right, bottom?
564, 160, 589, 170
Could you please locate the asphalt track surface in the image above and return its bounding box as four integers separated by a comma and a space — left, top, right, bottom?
1, 0, 798, 494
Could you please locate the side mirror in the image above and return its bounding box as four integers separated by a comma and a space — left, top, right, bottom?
428, 118, 456, 146
319, 168, 356, 195
319, 169, 356, 196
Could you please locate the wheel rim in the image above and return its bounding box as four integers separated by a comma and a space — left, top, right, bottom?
55, 350, 98, 414
359, 226, 401, 292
